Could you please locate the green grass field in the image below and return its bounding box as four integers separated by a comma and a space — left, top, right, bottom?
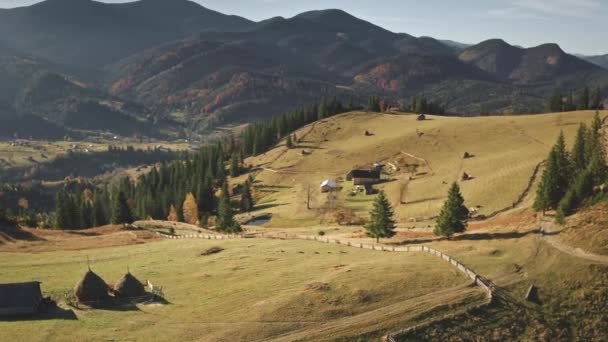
245, 110, 604, 227
0, 238, 479, 341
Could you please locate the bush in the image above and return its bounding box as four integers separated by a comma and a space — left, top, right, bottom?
318, 230, 326, 236
332, 208, 366, 225
168, 227, 175, 235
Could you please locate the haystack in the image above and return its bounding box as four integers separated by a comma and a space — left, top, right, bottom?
114, 272, 146, 299
74, 270, 110, 304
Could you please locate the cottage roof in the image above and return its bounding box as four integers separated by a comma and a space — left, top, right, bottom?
320, 179, 337, 188
348, 169, 380, 179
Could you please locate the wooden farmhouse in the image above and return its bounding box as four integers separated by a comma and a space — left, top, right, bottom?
346, 169, 381, 186
0, 282, 44, 316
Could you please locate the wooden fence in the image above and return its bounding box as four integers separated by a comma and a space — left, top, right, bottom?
153, 229, 495, 341
153, 230, 493, 299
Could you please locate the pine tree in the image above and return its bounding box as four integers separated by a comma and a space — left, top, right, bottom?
216, 182, 241, 233
182, 192, 199, 225
364, 191, 396, 242
53, 191, 70, 229
229, 153, 240, 177
591, 87, 601, 110
111, 191, 133, 224
534, 132, 571, 212
286, 134, 294, 149
571, 123, 588, 172
197, 175, 215, 213
66, 193, 81, 229
564, 92, 575, 112
240, 181, 254, 213
82, 201, 94, 228
578, 86, 590, 110
586, 112, 607, 183
434, 183, 468, 238
93, 196, 107, 227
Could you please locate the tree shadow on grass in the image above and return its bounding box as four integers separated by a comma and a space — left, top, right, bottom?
253, 203, 288, 211
392, 229, 541, 246
453, 229, 540, 241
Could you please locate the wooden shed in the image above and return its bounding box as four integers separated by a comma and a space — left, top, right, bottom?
320, 179, 337, 193
0, 282, 43, 316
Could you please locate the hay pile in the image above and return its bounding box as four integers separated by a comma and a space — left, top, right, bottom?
114, 272, 146, 299
74, 270, 110, 304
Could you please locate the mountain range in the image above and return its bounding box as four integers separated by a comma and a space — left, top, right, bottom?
0, 0, 606, 138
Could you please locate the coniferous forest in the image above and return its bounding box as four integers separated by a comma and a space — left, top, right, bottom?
49, 98, 351, 231
534, 112, 607, 222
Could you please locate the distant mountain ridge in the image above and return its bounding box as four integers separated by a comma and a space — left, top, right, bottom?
582, 54, 608, 70
0, 0, 255, 69
0, 0, 606, 138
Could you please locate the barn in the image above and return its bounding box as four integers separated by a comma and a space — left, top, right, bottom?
0, 282, 44, 316
346, 169, 381, 186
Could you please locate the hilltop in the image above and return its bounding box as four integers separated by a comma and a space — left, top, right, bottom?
241, 110, 603, 227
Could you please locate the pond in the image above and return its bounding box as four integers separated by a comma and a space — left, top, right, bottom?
244, 215, 272, 226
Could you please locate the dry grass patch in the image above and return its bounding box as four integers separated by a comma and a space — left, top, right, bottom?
244, 111, 603, 227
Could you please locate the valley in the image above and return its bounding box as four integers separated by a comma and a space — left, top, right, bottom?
1, 1, 608, 341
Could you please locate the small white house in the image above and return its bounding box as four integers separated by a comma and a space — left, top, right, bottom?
320, 179, 337, 193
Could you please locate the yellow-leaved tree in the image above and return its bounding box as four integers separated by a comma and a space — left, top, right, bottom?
183, 192, 199, 225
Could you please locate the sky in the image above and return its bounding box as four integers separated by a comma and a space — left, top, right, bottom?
0, 0, 606, 55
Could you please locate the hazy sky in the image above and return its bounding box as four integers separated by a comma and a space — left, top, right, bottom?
1, 0, 606, 55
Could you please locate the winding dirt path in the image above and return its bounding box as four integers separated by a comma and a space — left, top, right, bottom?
539, 218, 608, 264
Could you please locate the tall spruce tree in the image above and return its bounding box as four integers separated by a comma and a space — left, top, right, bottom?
111, 191, 133, 224
53, 191, 70, 229
364, 191, 396, 243
571, 123, 588, 172
240, 181, 254, 213
591, 87, 601, 110
434, 183, 468, 238
578, 86, 590, 110
535, 132, 572, 213
286, 134, 294, 149
93, 196, 107, 227
216, 182, 241, 233
229, 153, 240, 177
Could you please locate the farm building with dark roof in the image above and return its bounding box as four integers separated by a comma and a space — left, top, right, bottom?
346, 169, 381, 185
0, 282, 43, 316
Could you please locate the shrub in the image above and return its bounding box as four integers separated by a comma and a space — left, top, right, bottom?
318, 230, 326, 236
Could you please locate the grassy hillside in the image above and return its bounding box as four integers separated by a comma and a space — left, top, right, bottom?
243, 110, 604, 227
0, 237, 479, 341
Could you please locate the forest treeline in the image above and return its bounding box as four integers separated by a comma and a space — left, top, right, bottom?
546, 86, 604, 113
534, 112, 607, 222
48, 98, 351, 231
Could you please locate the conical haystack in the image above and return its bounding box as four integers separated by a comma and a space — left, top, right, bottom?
74, 270, 110, 304
114, 272, 146, 299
